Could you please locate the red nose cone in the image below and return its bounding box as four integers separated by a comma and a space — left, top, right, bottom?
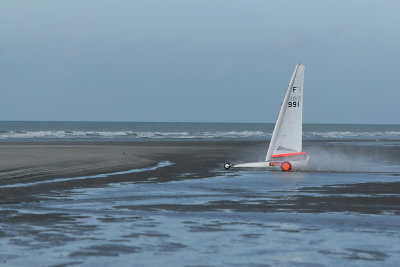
281, 162, 291, 171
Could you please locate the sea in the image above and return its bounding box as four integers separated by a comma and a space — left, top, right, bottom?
1, 121, 400, 142
1, 121, 400, 266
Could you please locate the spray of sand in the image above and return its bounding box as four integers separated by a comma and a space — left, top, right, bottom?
305, 146, 399, 173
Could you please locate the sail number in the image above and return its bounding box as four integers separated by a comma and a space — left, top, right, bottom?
288, 101, 300, 107
288, 96, 301, 108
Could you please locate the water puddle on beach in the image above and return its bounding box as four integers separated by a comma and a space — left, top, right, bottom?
1, 166, 400, 266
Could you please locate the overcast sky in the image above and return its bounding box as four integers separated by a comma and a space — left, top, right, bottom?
1, 0, 399, 123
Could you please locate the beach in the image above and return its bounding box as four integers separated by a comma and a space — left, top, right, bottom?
0, 126, 400, 265
0, 141, 263, 203
1, 140, 400, 211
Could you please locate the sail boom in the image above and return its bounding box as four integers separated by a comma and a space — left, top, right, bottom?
272, 152, 306, 158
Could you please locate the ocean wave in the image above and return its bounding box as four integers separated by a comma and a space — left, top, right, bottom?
1, 129, 400, 141
304, 131, 400, 139
0, 130, 268, 140
132, 131, 268, 139
0, 131, 132, 140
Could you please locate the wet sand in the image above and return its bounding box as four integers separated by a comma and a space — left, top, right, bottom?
0, 141, 264, 203
1, 140, 400, 212
1, 141, 400, 265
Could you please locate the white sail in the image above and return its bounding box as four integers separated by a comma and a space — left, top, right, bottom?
266, 63, 305, 161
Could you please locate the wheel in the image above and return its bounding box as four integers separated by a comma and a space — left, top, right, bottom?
281, 161, 291, 171
224, 163, 231, 169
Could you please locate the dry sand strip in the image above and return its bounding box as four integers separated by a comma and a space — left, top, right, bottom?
0, 144, 155, 185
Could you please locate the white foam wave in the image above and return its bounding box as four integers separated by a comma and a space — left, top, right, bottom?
136, 132, 191, 138
0, 130, 132, 140
200, 131, 267, 139
1, 129, 399, 141
135, 131, 266, 139
0, 130, 268, 140
305, 131, 400, 139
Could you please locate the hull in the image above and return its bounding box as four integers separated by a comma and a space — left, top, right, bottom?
233, 162, 281, 171
233, 162, 273, 168
228, 157, 309, 171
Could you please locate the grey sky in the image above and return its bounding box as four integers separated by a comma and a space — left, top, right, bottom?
1, 0, 399, 123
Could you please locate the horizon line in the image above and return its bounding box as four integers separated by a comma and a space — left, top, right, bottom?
0, 120, 399, 126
